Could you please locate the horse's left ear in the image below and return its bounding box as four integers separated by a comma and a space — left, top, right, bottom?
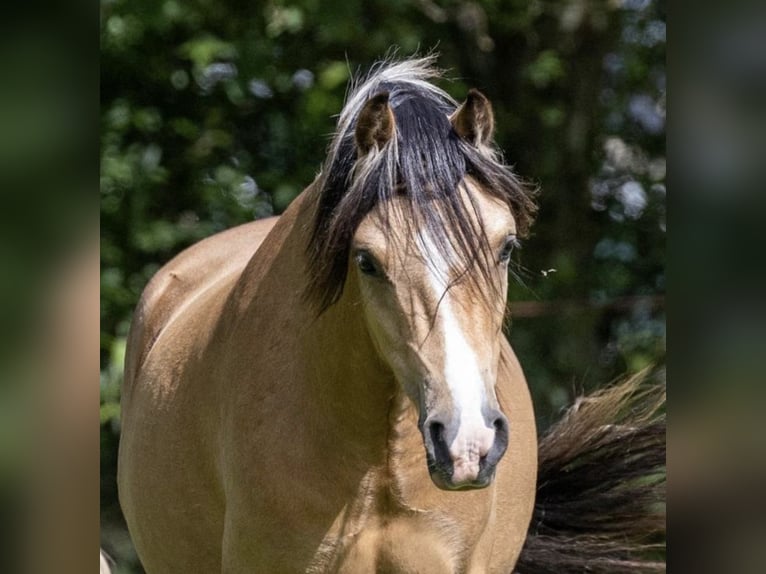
450, 89, 495, 147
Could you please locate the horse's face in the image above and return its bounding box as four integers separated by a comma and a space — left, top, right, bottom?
351, 181, 516, 490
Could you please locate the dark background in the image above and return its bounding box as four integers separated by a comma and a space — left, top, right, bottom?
100, 0, 665, 570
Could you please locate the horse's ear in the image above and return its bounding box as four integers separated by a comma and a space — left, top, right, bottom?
450, 89, 494, 147
355, 92, 395, 156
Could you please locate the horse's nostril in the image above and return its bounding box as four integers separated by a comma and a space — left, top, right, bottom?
427, 420, 452, 468
484, 411, 510, 468
429, 421, 445, 447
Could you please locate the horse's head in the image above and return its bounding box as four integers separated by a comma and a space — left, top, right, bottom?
351, 193, 514, 490
349, 91, 517, 490
308, 60, 536, 490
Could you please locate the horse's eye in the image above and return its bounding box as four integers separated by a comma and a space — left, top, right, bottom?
498, 235, 519, 264
355, 251, 381, 277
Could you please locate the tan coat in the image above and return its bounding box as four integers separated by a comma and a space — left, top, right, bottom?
118, 186, 537, 573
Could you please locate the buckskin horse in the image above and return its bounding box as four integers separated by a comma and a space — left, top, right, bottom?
118, 56, 665, 573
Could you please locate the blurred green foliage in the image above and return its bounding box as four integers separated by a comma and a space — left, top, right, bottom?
101, 0, 665, 570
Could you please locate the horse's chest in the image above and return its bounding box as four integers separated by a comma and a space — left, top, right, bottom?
307, 492, 493, 574
310, 514, 469, 574
300, 444, 498, 573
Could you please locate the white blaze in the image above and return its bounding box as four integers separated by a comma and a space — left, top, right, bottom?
419, 232, 494, 483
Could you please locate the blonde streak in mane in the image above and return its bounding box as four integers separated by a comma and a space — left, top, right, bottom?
329, 55, 456, 165
348, 127, 399, 195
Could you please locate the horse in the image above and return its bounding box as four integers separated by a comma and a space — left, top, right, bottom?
118, 56, 665, 573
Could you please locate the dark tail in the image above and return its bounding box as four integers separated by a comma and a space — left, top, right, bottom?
515, 369, 666, 573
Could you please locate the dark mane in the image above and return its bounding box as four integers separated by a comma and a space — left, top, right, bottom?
306, 56, 537, 313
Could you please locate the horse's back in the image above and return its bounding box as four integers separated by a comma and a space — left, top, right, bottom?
118, 216, 278, 573
122, 216, 278, 394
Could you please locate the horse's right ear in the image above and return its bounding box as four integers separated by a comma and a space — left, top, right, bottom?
355, 92, 395, 156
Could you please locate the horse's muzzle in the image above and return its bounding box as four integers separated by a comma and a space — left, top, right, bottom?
422, 410, 509, 490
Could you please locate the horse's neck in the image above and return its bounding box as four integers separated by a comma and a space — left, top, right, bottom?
305, 291, 445, 515
228, 185, 423, 501
301, 278, 399, 461
232, 186, 400, 460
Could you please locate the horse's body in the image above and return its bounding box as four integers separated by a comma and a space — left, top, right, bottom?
119, 57, 540, 573
119, 189, 536, 573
